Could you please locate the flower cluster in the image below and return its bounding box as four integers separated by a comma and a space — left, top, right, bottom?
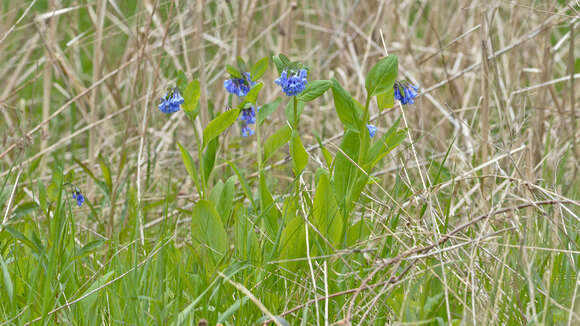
240, 106, 257, 137
275, 69, 308, 96
158, 88, 184, 114
72, 188, 84, 207
394, 82, 419, 105
366, 124, 377, 138
224, 72, 255, 97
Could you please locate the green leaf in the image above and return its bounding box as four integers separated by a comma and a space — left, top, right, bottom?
330, 79, 362, 132
365, 55, 398, 96
210, 176, 236, 223
234, 205, 260, 261
226, 161, 256, 209
290, 131, 308, 175
226, 64, 242, 78
176, 70, 188, 90
177, 143, 201, 193
245, 82, 263, 103
259, 172, 280, 238
333, 131, 359, 209
80, 271, 114, 311
272, 55, 285, 74
98, 155, 113, 192
263, 124, 292, 163
366, 118, 406, 169
258, 98, 282, 125
202, 138, 219, 182
191, 200, 228, 261
312, 171, 343, 248
0, 254, 13, 303
250, 56, 269, 81
279, 53, 291, 66
236, 56, 247, 73
278, 211, 306, 272
64, 170, 75, 184
75, 240, 106, 258
285, 97, 305, 126
182, 80, 201, 113
38, 180, 47, 212
203, 108, 241, 147
347, 219, 370, 246
297, 80, 331, 102
377, 88, 395, 110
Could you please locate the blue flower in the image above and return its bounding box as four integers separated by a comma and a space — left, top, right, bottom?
224, 72, 255, 97
72, 189, 84, 207
275, 69, 308, 96
394, 82, 419, 105
158, 88, 184, 113
241, 125, 255, 137
366, 124, 377, 138
239, 106, 258, 137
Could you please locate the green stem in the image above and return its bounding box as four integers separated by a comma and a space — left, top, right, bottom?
293, 97, 298, 130
363, 95, 371, 124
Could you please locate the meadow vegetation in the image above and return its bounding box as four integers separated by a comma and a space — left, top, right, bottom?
0, 1, 579, 325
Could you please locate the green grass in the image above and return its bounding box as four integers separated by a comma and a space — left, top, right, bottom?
1, 1, 580, 325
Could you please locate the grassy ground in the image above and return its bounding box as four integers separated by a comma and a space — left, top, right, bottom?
1, 0, 580, 325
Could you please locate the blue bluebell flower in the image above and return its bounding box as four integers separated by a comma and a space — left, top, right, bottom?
224, 72, 255, 97
275, 69, 308, 96
72, 189, 84, 207
366, 124, 377, 138
239, 106, 257, 137
241, 125, 255, 137
158, 88, 184, 113
394, 82, 419, 105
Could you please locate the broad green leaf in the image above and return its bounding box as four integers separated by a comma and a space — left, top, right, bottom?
365, 55, 398, 96
259, 171, 280, 238
4, 226, 41, 254
366, 118, 406, 169
272, 55, 285, 74
330, 79, 362, 132
236, 56, 247, 73
250, 56, 269, 81
75, 240, 106, 258
312, 171, 343, 248
278, 213, 306, 272
290, 131, 308, 175
210, 176, 236, 223
285, 97, 305, 126
258, 97, 282, 125
297, 80, 331, 102
202, 138, 219, 182
263, 124, 292, 163
377, 88, 395, 110
347, 219, 371, 246
278, 53, 291, 66
191, 200, 228, 261
11, 202, 38, 219
80, 271, 114, 311
226, 161, 256, 209
333, 130, 359, 210
226, 64, 242, 78
234, 205, 260, 261
64, 170, 75, 184
203, 108, 241, 147
176, 70, 188, 90
245, 82, 263, 103
177, 143, 201, 193
182, 80, 201, 113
